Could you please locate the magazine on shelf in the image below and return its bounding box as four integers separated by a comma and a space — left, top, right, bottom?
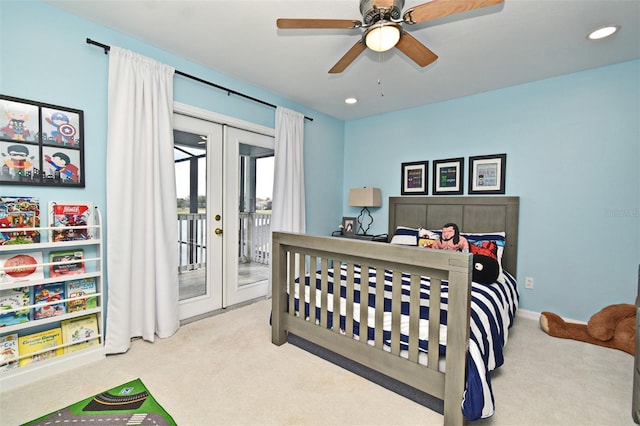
18, 327, 63, 367
0, 196, 40, 245
33, 283, 67, 320
0, 333, 19, 373
48, 202, 94, 242
61, 314, 100, 354
0, 286, 31, 327
0, 251, 44, 284
49, 249, 85, 278
66, 278, 97, 312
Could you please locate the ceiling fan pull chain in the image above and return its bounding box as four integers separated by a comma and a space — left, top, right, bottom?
378, 53, 385, 97
378, 77, 385, 97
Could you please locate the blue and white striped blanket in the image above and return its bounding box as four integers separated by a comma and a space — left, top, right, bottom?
293, 265, 519, 421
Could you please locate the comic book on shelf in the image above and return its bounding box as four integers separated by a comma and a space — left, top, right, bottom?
18, 327, 63, 367
0, 251, 44, 284
0, 196, 40, 245
66, 277, 97, 312
0, 286, 31, 327
48, 202, 94, 242
49, 249, 85, 278
33, 283, 67, 320
0, 333, 19, 372
61, 314, 100, 354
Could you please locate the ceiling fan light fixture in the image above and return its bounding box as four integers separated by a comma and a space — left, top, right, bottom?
365, 22, 401, 52
587, 25, 620, 40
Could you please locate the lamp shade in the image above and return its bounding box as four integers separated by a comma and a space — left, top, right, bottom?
349, 187, 382, 207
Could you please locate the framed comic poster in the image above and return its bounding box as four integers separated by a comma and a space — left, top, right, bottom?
468, 153, 506, 194
401, 161, 428, 195
433, 157, 464, 195
0, 94, 85, 187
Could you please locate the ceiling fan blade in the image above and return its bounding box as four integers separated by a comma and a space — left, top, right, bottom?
395, 32, 438, 67
329, 40, 367, 74
403, 0, 503, 24
277, 18, 362, 29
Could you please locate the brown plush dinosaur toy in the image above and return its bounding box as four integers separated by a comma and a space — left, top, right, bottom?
539, 303, 636, 355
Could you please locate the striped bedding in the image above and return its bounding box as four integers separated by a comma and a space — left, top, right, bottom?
292, 264, 519, 421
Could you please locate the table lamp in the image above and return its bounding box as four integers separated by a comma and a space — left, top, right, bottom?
348, 187, 382, 235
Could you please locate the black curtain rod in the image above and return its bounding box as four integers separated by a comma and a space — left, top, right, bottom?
86, 38, 313, 122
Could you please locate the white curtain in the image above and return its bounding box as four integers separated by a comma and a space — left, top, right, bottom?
270, 107, 306, 296
104, 47, 179, 354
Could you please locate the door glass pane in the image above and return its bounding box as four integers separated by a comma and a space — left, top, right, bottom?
175, 130, 207, 300
238, 144, 272, 287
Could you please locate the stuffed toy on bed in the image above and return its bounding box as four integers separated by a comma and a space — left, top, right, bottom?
539, 304, 636, 355
419, 225, 500, 285
430, 223, 469, 252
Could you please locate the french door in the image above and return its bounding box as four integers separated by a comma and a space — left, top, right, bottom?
174, 114, 223, 320
224, 127, 274, 306
174, 110, 274, 320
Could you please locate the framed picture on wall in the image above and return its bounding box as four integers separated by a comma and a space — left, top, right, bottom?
433, 157, 464, 195
0, 94, 85, 188
401, 161, 428, 195
468, 153, 506, 194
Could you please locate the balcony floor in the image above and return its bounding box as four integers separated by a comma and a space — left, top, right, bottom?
178, 261, 270, 301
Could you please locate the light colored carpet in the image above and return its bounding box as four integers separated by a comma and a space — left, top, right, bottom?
0, 299, 635, 425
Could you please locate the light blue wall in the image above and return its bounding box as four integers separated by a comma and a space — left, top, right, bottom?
2, 1, 638, 324
0, 1, 345, 236
344, 60, 640, 321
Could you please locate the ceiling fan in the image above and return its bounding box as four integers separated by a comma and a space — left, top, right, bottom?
276, 0, 503, 73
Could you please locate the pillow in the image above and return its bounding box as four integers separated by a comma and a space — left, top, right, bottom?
469, 240, 498, 260
417, 228, 439, 248
419, 238, 436, 248
463, 232, 506, 282
390, 226, 419, 246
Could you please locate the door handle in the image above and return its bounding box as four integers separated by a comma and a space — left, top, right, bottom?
214, 228, 223, 235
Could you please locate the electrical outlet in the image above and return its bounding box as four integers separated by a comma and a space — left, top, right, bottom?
525, 277, 534, 289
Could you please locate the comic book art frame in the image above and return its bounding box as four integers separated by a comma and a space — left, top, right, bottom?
433, 157, 464, 195
401, 161, 428, 195
0, 94, 85, 188
468, 153, 506, 194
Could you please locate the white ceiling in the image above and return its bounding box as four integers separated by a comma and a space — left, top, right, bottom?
44, 0, 640, 121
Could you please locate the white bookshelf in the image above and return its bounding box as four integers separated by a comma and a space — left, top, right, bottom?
0, 207, 105, 391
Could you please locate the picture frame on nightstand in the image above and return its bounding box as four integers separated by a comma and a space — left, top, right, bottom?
341, 217, 356, 236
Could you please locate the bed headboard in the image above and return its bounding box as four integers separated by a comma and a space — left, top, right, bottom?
388, 196, 520, 276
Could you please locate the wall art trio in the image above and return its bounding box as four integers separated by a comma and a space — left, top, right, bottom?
401, 154, 506, 196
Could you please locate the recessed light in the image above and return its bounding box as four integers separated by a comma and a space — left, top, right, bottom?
587, 25, 620, 40
345, 97, 358, 105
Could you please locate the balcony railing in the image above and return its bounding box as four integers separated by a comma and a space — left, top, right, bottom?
239, 212, 271, 265
177, 212, 271, 273
177, 213, 207, 273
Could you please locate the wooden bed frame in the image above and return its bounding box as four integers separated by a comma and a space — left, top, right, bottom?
271, 196, 519, 425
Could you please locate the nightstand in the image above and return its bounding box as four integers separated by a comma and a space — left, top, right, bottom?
331, 232, 388, 242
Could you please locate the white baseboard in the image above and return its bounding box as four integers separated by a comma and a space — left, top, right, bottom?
516, 308, 586, 325
516, 309, 540, 321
